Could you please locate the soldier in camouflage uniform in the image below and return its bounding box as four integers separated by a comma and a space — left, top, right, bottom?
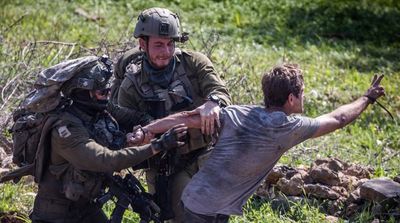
114, 7, 231, 223
30, 56, 187, 223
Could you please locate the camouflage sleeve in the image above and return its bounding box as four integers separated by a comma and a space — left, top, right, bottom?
185, 51, 232, 106
51, 121, 154, 172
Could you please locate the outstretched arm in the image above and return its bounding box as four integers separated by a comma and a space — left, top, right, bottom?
126, 111, 201, 146
312, 74, 385, 138
144, 111, 201, 133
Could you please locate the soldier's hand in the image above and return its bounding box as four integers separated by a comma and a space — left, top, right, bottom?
186, 101, 220, 135
151, 124, 188, 153
364, 74, 385, 103
126, 126, 154, 146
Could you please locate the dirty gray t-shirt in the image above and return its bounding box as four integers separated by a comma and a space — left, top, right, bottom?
181, 105, 319, 216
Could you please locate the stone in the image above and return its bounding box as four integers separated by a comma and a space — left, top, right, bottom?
314, 158, 330, 166
339, 174, 360, 191
326, 199, 343, 216
331, 186, 349, 197
325, 215, 339, 223
287, 173, 304, 196
345, 203, 360, 217
304, 184, 340, 199
286, 169, 300, 179
346, 188, 362, 204
265, 165, 293, 184
310, 165, 340, 186
297, 168, 313, 183
342, 164, 372, 179
359, 178, 400, 204
356, 178, 369, 188
326, 158, 345, 172
303, 173, 314, 184
277, 177, 304, 196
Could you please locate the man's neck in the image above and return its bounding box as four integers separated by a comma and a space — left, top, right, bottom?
265, 106, 290, 115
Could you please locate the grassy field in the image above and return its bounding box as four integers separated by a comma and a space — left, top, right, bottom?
1, 0, 399, 222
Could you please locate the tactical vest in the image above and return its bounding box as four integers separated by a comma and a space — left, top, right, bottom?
123, 49, 209, 154
49, 109, 125, 201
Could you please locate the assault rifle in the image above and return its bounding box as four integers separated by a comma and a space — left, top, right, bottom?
96, 172, 161, 223
146, 99, 176, 221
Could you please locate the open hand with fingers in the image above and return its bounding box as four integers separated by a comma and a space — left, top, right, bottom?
364, 74, 385, 103
185, 101, 221, 135
151, 124, 188, 153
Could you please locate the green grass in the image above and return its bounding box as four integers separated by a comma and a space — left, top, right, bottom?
1, 0, 399, 222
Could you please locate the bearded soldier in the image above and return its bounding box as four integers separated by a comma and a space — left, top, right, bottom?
114, 7, 231, 222
29, 56, 186, 223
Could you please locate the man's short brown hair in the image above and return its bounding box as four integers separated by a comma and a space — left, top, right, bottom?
261, 63, 304, 108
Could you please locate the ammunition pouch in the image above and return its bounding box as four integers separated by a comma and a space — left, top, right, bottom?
145, 98, 166, 119
50, 164, 104, 201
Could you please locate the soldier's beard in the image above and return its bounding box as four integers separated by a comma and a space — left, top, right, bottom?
143, 54, 176, 89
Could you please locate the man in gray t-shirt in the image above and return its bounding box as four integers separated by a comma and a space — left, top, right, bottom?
181, 105, 319, 216
128, 63, 385, 223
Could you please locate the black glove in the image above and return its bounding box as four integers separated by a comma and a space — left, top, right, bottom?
151, 124, 187, 153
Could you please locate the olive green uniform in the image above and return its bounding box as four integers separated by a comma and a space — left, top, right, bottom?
31, 106, 155, 223
115, 48, 231, 222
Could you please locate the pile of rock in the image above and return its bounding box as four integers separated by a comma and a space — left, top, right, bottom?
255, 158, 400, 221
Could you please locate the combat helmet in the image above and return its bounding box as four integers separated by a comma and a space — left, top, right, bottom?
134, 7, 189, 42
61, 55, 113, 97
22, 55, 112, 113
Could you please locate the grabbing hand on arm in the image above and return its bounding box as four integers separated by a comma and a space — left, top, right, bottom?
126, 110, 202, 146
312, 74, 385, 138
126, 126, 155, 146
185, 101, 221, 135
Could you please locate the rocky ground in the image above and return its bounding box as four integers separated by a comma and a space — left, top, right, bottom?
255, 158, 400, 222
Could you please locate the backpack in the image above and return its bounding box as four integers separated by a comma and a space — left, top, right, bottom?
0, 102, 68, 184
0, 56, 99, 184
110, 47, 143, 104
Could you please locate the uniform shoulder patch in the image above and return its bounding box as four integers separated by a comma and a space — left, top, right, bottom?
57, 125, 71, 138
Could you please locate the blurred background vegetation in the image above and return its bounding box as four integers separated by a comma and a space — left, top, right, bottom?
1, 0, 399, 222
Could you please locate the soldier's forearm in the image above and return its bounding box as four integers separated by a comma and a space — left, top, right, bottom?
143, 112, 201, 134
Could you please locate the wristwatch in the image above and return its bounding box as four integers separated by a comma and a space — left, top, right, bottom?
207, 94, 222, 107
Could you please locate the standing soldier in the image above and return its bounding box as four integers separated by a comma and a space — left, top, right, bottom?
114, 7, 231, 222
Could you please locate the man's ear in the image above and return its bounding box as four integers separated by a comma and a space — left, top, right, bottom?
287, 93, 295, 106
139, 38, 146, 51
